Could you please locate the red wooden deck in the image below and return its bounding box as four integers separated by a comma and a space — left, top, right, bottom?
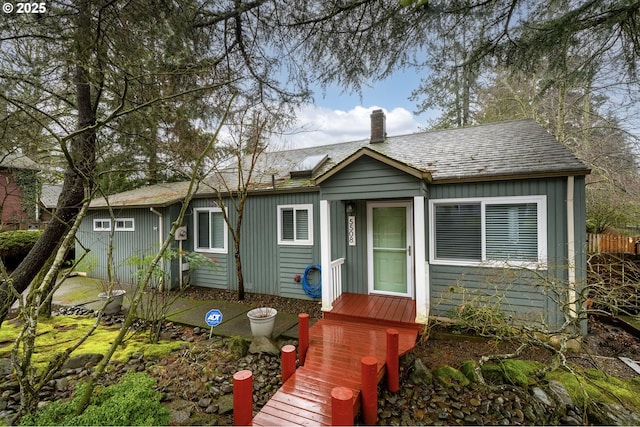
252, 293, 422, 426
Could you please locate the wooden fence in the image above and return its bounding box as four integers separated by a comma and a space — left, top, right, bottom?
587, 233, 640, 254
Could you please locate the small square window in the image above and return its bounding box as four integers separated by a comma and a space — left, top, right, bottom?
93, 219, 111, 231
278, 204, 313, 245
194, 207, 228, 253
114, 218, 135, 231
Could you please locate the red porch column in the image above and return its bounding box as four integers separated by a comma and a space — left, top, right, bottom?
298, 313, 309, 365
281, 344, 296, 383
331, 386, 354, 426
386, 328, 400, 392
360, 356, 378, 425
233, 370, 253, 426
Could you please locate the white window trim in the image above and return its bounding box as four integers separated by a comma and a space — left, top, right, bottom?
194, 207, 228, 254
114, 218, 135, 232
93, 219, 111, 232
277, 204, 314, 246
429, 195, 547, 269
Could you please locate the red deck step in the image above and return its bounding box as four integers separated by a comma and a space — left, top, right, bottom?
252, 295, 420, 426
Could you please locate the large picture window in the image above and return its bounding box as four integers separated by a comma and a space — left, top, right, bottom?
194, 208, 228, 253
430, 196, 546, 268
278, 204, 313, 245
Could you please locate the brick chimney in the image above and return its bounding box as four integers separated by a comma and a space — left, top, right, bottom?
370, 109, 386, 143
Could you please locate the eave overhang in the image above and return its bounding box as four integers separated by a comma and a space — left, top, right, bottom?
431, 168, 591, 185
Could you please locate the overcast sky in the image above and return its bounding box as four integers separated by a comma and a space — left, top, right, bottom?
279, 104, 423, 149
279, 68, 436, 148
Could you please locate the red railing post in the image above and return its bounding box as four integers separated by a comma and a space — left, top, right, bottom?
281, 344, 296, 383
298, 313, 309, 365
233, 370, 253, 426
360, 356, 378, 425
331, 386, 354, 426
386, 328, 399, 392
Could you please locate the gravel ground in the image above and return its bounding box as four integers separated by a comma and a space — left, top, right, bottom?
3, 289, 638, 426
181, 287, 640, 379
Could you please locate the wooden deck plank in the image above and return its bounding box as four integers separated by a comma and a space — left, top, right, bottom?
383, 296, 401, 321
253, 406, 317, 426
252, 293, 421, 426
265, 398, 332, 423
252, 409, 305, 426
281, 381, 345, 403
325, 293, 421, 331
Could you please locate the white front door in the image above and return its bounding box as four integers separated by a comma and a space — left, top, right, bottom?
367, 201, 413, 297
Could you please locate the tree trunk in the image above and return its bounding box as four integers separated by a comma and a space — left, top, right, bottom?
235, 243, 244, 301
0, 0, 96, 325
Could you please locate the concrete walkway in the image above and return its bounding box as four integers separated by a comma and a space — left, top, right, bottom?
51, 275, 305, 340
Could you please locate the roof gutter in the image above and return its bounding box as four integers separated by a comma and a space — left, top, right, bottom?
432, 169, 591, 184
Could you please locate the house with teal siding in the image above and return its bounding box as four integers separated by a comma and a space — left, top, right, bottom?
75, 113, 590, 328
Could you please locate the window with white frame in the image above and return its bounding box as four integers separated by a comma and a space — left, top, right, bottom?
93, 218, 135, 232
194, 207, 228, 253
278, 204, 313, 245
93, 219, 111, 231
114, 218, 135, 231
429, 196, 547, 268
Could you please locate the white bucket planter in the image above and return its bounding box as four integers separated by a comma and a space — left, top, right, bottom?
98, 289, 126, 314
247, 307, 277, 338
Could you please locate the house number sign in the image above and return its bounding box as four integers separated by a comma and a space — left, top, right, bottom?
347, 215, 356, 246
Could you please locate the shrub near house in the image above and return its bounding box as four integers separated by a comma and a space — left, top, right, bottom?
0, 230, 42, 269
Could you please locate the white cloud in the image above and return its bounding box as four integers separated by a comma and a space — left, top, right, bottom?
279, 104, 422, 149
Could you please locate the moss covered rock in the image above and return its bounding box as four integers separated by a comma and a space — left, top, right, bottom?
460, 360, 479, 383
432, 365, 470, 387
481, 359, 543, 387
409, 358, 433, 386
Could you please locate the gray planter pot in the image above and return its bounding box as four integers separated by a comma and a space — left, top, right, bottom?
247, 307, 277, 338
98, 289, 126, 314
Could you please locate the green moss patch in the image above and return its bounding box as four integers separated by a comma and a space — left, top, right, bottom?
432, 365, 470, 387
481, 359, 544, 387
546, 368, 640, 410
0, 316, 185, 370
460, 360, 479, 383
20, 372, 170, 426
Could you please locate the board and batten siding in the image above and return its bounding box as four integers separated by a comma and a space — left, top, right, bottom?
319, 156, 428, 294
75, 208, 172, 286
427, 176, 587, 328
189, 191, 324, 300
320, 156, 427, 201
188, 198, 230, 290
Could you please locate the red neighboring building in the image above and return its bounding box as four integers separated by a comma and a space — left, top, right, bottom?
0, 152, 41, 230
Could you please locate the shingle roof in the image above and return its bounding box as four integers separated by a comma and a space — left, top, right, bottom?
0, 152, 41, 171
40, 184, 63, 208
92, 119, 589, 208
253, 119, 589, 187
375, 119, 590, 182
90, 181, 193, 208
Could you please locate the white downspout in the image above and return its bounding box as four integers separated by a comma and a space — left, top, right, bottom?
150, 208, 165, 290
567, 176, 577, 317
